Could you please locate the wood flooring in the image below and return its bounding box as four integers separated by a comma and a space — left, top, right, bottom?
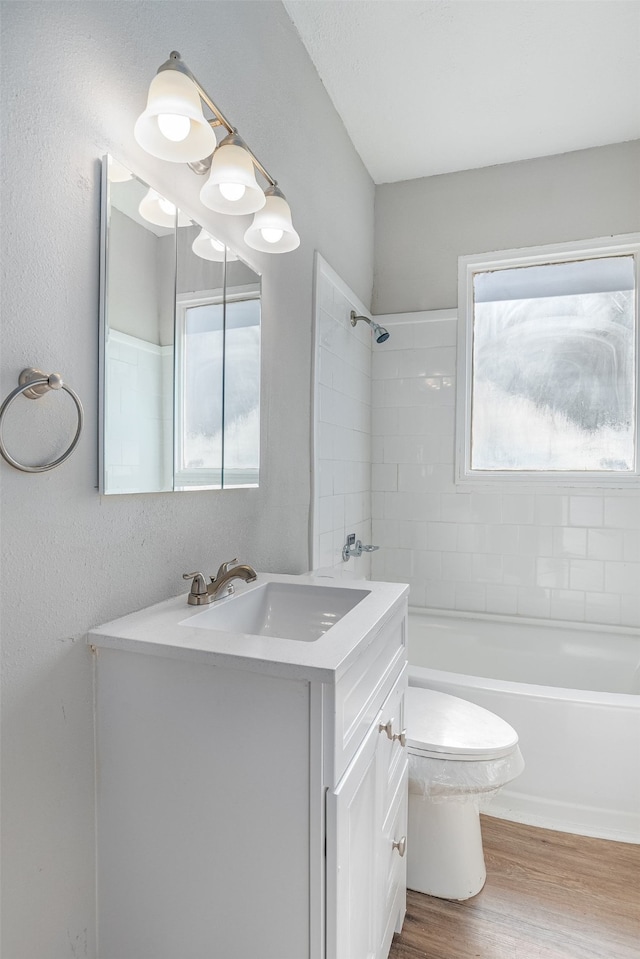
389, 815, 640, 959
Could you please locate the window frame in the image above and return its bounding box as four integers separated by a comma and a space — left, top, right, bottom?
455, 233, 640, 490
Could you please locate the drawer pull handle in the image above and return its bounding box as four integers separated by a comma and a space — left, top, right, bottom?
392, 836, 407, 858
393, 728, 406, 748
379, 720, 394, 740
379, 721, 406, 748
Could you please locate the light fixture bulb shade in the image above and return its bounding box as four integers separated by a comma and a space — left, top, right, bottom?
191, 228, 237, 262
138, 188, 190, 228
200, 137, 266, 215
244, 190, 300, 254
134, 69, 217, 162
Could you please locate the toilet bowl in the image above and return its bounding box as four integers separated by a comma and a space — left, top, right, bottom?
406, 685, 524, 901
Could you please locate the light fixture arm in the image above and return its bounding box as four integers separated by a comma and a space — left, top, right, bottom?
159, 51, 277, 187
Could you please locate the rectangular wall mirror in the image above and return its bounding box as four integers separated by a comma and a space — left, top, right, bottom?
99, 156, 261, 493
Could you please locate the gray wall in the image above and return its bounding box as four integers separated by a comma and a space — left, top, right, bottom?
373, 139, 640, 314
0, 3, 373, 956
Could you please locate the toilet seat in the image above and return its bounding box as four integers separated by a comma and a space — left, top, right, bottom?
406, 686, 519, 762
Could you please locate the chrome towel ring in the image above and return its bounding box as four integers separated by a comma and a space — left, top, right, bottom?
0, 368, 84, 473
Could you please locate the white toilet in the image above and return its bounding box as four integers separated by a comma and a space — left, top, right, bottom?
405, 685, 524, 901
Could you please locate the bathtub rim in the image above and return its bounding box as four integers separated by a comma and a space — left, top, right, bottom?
408, 604, 640, 639
407, 605, 640, 706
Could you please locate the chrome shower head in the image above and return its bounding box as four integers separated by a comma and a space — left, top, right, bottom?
372, 323, 390, 343
350, 311, 391, 345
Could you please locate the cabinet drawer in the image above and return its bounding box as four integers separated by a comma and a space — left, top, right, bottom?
328, 602, 407, 785
377, 664, 407, 817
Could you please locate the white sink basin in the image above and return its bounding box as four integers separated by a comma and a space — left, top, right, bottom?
184, 582, 371, 642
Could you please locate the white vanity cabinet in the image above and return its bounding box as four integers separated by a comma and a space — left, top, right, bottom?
91, 576, 408, 959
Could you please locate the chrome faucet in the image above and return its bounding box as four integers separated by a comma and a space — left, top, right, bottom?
182, 559, 258, 605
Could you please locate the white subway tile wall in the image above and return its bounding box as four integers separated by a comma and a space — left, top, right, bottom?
371, 317, 640, 627
312, 263, 373, 574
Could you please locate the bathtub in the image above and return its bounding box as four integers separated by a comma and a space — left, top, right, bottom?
408, 607, 640, 844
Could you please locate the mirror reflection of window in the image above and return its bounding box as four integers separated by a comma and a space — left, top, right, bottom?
174, 218, 226, 490
223, 293, 261, 488
175, 296, 224, 489
173, 220, 261, 490
174, 288, 260, 489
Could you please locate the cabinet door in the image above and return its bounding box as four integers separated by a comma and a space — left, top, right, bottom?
375, 668, 408, 959
326, 716, 381, 959
377, 759, 408, 959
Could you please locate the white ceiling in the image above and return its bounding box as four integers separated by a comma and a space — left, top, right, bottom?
284, 0, 640, 184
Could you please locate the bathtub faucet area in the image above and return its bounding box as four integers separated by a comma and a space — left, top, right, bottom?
342, 532, 379, 561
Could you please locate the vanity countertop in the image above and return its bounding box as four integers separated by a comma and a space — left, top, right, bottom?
88, 572, 409, 683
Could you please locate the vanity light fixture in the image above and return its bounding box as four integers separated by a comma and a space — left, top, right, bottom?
134, 51, 300, 254
200, 133, 266, 215
243, 185, 300, 253
134, 67, 217, 163
191, 228, 237, 263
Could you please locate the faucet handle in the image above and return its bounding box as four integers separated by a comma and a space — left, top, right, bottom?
183, 571, 211, 606
213, 558, 238, 582
183, 572, 207, 596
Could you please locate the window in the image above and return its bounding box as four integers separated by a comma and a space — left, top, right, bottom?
456, 235, 640, 487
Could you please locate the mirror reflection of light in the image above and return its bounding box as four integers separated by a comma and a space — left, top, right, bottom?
108, 158, 134, 182
138, 188, 187, 228
158, 195, 177, 216
157, 113, 191, 142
